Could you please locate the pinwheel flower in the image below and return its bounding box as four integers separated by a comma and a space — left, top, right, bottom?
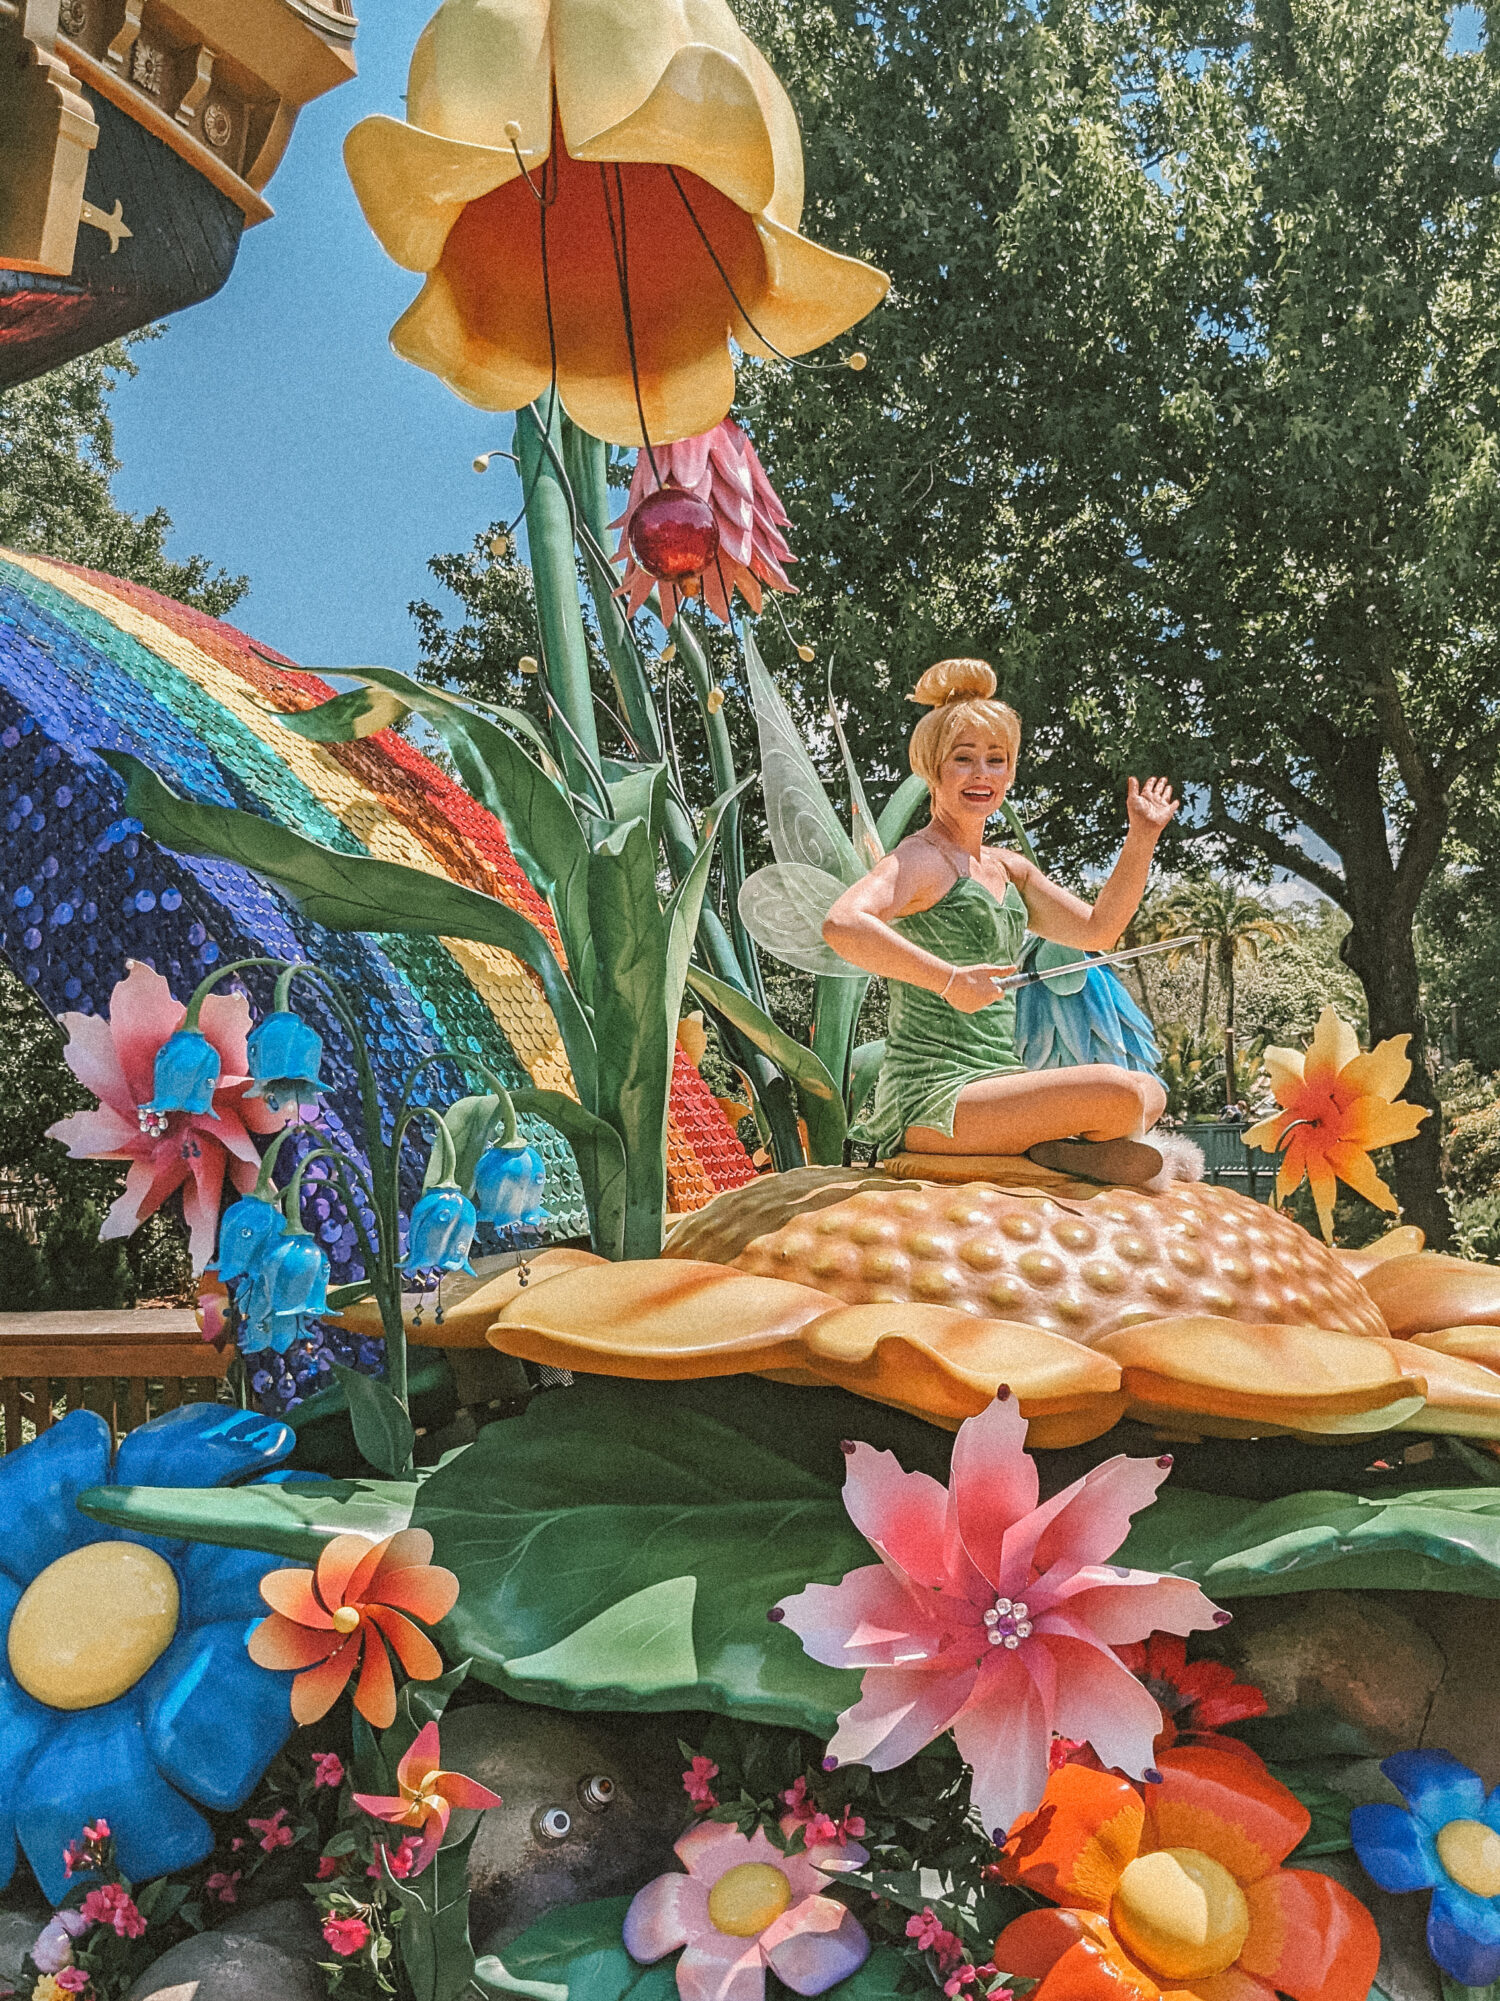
624, 1817, 870, 2001
996, 1753, 1380, 2001
1245, 1006, 1427, 1243
246, 1011, 326, 1114
343, 0, 889, 445
248, 1529, 459, 1730
46, 961, 287, 1271
773, 1392, 1222, 1841
614, 418, 795, 626
0, 1406, 298, 1903
403, 1186, 478, 1275
473, 1142, 547, 1228
1351, 1749, 1500, 1987
353, 1720, 501, 1874
1115, 1633, 1268, 1754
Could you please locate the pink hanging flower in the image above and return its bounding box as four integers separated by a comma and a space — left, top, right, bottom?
625, 1818, 869, 2001
773, 1391, 1225, 1843
79, 1884, 144, 1939
205, 1869, 241, 1905
248, 1807, 295, 1854
45, 961, 288, 1271
311, 1750, 346, 1791
614, 418, 796, 627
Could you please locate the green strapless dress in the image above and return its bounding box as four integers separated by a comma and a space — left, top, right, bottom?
854, 874, 1029, 1159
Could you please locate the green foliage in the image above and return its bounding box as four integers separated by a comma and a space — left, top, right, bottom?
410, 533, 543, 717
77, 1473, 416, 1560
0, 338, 246, 614
475, 1900, 676, 2001
732, 0, 1500, 1239
333, 1363, 418, 1480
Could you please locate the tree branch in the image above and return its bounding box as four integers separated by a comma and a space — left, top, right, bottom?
1205, 790, 1350, 910
1218, 761, 1346, 857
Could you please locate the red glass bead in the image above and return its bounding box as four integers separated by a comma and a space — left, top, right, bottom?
628, 487, 720, 584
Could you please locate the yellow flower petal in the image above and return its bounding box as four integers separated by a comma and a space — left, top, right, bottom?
1342, 1098, 1429, 1151
1305, 1008, 1361, 1088
1260, 1046, 1306, 1102
1325, 1141, 1399, 1216
1340, 1033, 1413, 1104
1306, 1153, 1339, 1243
1244, 1112, 1286, 1154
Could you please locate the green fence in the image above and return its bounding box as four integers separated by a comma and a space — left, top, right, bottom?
1180, 1121, 1279, 1203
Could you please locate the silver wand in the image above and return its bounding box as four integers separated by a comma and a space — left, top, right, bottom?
990, 935, 1202, 993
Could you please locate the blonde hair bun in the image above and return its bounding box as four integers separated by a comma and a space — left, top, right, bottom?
910, 658, 998, 708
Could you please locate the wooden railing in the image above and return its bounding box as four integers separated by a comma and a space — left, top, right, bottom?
0, 1309, 230, 1453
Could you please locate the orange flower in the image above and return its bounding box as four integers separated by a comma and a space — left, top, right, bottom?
993, 1748, 1380, 2001
1245, 1007, 1428, 1243
247, 1529, 459, 1729
352, 1721, 501, 1874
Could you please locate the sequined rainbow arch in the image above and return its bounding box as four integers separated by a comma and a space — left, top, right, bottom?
0, 548, 755, 1260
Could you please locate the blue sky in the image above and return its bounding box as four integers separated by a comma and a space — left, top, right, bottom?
109, 3, 1487, 673
110, 3, 525, 673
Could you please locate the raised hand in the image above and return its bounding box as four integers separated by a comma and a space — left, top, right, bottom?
1126, 775, 1179, 839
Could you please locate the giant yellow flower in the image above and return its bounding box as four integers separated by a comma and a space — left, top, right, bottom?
1246, 1006, 1428, 1243
344, 0, 890, 445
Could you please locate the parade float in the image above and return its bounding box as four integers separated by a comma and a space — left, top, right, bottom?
3, 4, 1500, 2001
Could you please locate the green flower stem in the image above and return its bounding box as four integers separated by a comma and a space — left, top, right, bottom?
561, 420, 667, 763
516, 399, 603, 796
395, 1051, 520, 1151
674, 614, 762, 1004
180, 956, 286, 1029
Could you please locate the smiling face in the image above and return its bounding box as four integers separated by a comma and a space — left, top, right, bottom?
931, 732, 1013, 826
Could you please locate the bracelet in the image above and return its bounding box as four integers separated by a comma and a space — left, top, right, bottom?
940, 966, 959, 1000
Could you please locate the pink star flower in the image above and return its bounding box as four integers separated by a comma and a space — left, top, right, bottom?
45, 961, 287, 1271
311, 1751, 346, 1791
624, 1818, 869, 2001
614, 418, 796, 628
773, 1391, 1225, 1842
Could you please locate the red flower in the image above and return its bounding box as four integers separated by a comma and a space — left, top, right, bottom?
682, 1755, 720, 1812
248, 1808, 294, 1854
1115, 1633, 1268, 1751
311, 1751, 346, 1790
614, 419, 796, 627
322, 1915, 371, 1958
79, 1885, 145, 1939
205, 1870, 241, 1905
315, 1855, 342, 1881
368, 1835, 422, 1880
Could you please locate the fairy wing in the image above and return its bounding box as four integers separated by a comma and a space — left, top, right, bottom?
744, 628, 864, 884
828, 661, 885, 874
738, 863, 863, 978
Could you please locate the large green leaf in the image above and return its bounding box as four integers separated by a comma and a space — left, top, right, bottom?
409, 1375, 949, 1731
333, 1363, 416, 1479
424, 1093, 507, 1196
104, 752, 597, 1106
875, 774, 930, 854
1118, 1483, 1500, 1597
273, 682, 410, 743
386, 1820, 484, 2001
476, 1902, 914, 2001
589, 817, 671, 1259
664, 774, 756, 1030
511, 1087, 627, 1261
77, 1475, 416, 1560
687, 966, 846, 1164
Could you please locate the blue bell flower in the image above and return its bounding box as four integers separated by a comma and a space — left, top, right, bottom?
474, 1142, 547, 1228
404, 1186, 477, 1275
146, 1030, 221, 1116
246, 1012, 325, 1113
237, 1234, 330, 1355
215, 1196, 287, 1285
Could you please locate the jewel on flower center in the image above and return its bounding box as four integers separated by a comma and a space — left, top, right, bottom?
1436, 1819, 1500, 1899
983, 1597, 1032, 1649
8, 1542, 179, 1710
706, 1862, 793, 1938
1110, 1847, 1251, 1982
332, 1605, 362, 1635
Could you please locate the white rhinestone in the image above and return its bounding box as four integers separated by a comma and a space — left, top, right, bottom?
988, 1630, 1002, 1645
1003, 1633, 1021, 1649
983, 1608, 999, 1627
1017, 1621, 1033, 1639
1013, 1602, 1029, 1620
995, 1599, 1012, 1615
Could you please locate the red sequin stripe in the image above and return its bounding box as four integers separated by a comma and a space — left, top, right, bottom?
60, 566, 565, 956
671, 1045, 757, 1194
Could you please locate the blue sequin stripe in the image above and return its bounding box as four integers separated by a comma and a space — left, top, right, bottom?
0, 565, 587, 1234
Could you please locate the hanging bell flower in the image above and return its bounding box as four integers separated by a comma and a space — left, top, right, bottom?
216, 1195, 288, 1285
146, 1030, 222, 1118
474, 1142, 547, 1228
246, 1234, 332, 1353
246, 1012, 326, 1114
404, 1187, 478, 1276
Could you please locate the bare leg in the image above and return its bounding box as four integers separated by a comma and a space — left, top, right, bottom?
905, 1065, 1167, 1156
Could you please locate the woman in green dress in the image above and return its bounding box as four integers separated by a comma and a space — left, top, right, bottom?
824, 659, 1178, 1186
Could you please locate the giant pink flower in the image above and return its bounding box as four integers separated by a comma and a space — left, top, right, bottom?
625, 1818, 869, 2001
45, 961, 286, 1270
614, 418, 796, 627
774, 1391, 1225, 1843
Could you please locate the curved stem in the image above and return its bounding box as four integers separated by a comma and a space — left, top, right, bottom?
182, 956, 285, 1029
394, 1103, 460, 1188
396, 1052, 519, 1149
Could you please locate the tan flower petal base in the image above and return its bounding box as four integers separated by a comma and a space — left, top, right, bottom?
1410, 1325, 1500, 1369
334, 1248, 606, 1351
1358, 1253, 1500, 1338
1333, 1224, 1426, 1282
1376, 1339, 1500, 1436
1092, 1318, 1428, 1436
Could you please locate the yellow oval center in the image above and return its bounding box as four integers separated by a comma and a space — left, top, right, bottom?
332, 1605, 361, 1635
8, 1542, 179, 1710
1111, 1848, 1251, 1983
707, 1863, 793, 1938
1437, 1820, 1500, 1899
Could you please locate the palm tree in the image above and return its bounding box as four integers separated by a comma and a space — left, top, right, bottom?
1161, 880, 1296, 1108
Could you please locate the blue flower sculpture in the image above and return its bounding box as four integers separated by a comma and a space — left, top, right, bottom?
0, 1404, 298, 1901
1351, 1749, 1500, 1986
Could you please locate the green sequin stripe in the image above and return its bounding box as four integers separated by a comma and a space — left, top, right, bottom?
9, 562, 588, 1232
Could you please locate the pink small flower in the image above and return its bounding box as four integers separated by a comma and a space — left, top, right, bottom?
906, 1909, 944, 1955
248, 1808, 294, 1854
682, 1756, 719, 1812
55, 1971, 91, 1995
625, 1819, 870, 2001
315, 1855, 342, 1881
312, 1751, 345, 1791
32, 1910, 89, 1973
82, 1822, 109, 1845
368, 1836, 422, 1881
323, 1915, 371, 1958
205, 1870, 241, 1905
230, 1837, 245, 1853
775, 1393, 1224, 1839
80, 1885, 144, 1940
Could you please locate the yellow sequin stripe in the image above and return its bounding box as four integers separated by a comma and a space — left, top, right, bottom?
18, 555, 575, 1097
